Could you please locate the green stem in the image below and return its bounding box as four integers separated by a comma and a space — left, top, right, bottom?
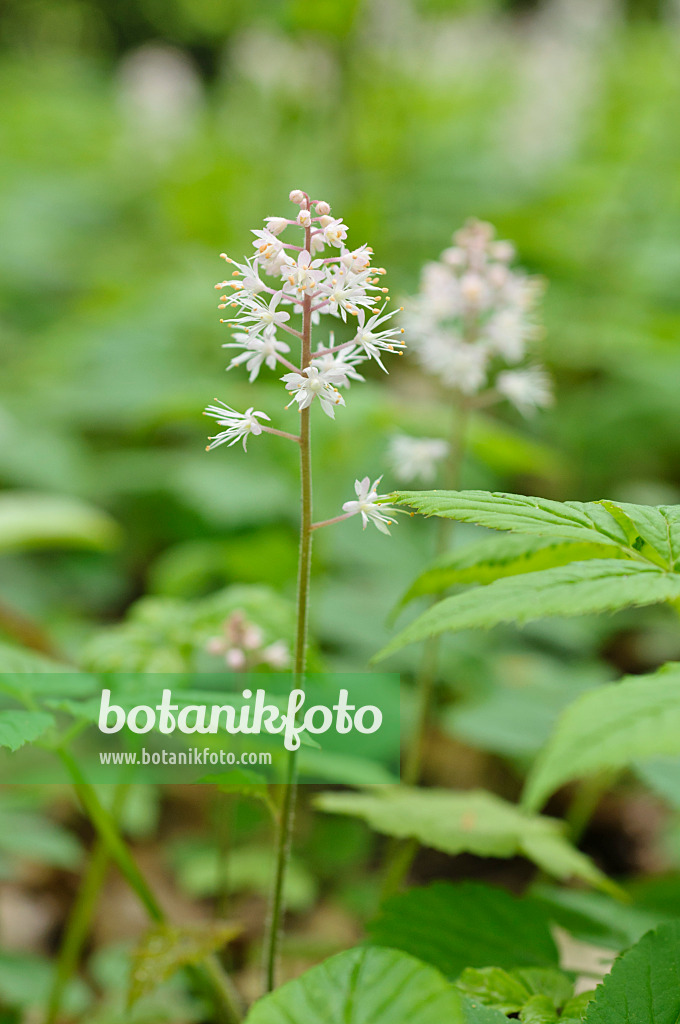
263, 204, 314, 993
58, 752, 242, 1023
45, 785, 128, 1024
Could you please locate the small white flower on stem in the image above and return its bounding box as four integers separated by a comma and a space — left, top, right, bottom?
320, 216, 348, 247
388, 434, 449, 483
352, 306, 406, 370
235, 290, 291, 337
496, 367, 553, 416
266, 216, 290, 236
342, 476, 399, 535
312, 340, 366, 385
204, 401, 270, 451
289, 189, 305, 204
282, 249, 324, 296
281, 365, 347, 418
223, 331, 291, 382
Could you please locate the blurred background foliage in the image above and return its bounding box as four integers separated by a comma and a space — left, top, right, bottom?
2, 0, 680, 1014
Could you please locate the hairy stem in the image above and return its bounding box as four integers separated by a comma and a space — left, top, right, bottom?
264, 204, 314, 993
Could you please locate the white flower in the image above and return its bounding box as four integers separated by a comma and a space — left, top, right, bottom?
415, 334, 488, 394
388, 435, 449, 483
342, 476, 399, 535
203, 402, 270, 451
496, 367, 553, 415
339, 245, 372, 273
223, 331, 291, 382
261, 640, 290, 668
281, 249, 324, 296
252, 227, 284, 263
352, 306, 406, 370
320, 216, 348, 247
281, 364, 348, 418
311, 340, 366, 385
233, 290, 291, 337
266, 216, 289, 236
321, 265, 378, 319
483, 308, 531, 363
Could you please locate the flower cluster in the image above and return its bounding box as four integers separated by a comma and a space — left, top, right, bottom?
204, 190, 404, 533
402, 218, 552, 412
390, 218, 552, 484
206, 611, 290, 671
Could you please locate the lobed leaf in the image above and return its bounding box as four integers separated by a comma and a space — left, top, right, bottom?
399, 534, 622, 606
522, 663, 680, 810
376, 561, 680, 661
315, 788, 614, 891
0, 710, 54, 751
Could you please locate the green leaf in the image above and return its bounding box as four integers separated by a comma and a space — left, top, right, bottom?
520, 995, 559, 1022
0, 709, 54, 751
392, 492, 680, 572
400, 535, 621, 605
376, 561, 680, 661
456, 966, 530, 1014
584, 922, 680, 1023
367, 882, 558, 978
244, 946, 465, 1024
523, 664, 680, 811
0, 491, 120, 553
391, 491, 632, 549
129, 922, 240, 1006
562, 991, 596, 1018
315, 788, 614, 891
461, 1000, 509, 1023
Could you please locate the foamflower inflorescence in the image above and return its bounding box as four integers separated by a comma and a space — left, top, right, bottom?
402, 218, 551, 408
390, 217, 553, 484
204, 190, 405, 533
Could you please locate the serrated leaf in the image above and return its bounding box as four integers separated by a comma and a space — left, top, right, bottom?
462, 1000, 509, 1023
391, 491, 632, 548
584, 922, 680, 1023
0, 492, 120, 553
376, 561, 680, 661
315, 788, 613, 891
129, 922, 240, 1006
244, 946, 464, 1024
522, 664, 680, 811
563, 991, 596, 1018
367, 882, 558, 979
400, 535, 621, 606
0, 710, 54, 751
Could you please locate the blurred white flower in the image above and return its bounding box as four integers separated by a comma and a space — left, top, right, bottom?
203, 402, 270, 451
389, 435, 449, 483
342, 477, 399, 535
496, 367, 553, 415
404, 217, 550, 405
